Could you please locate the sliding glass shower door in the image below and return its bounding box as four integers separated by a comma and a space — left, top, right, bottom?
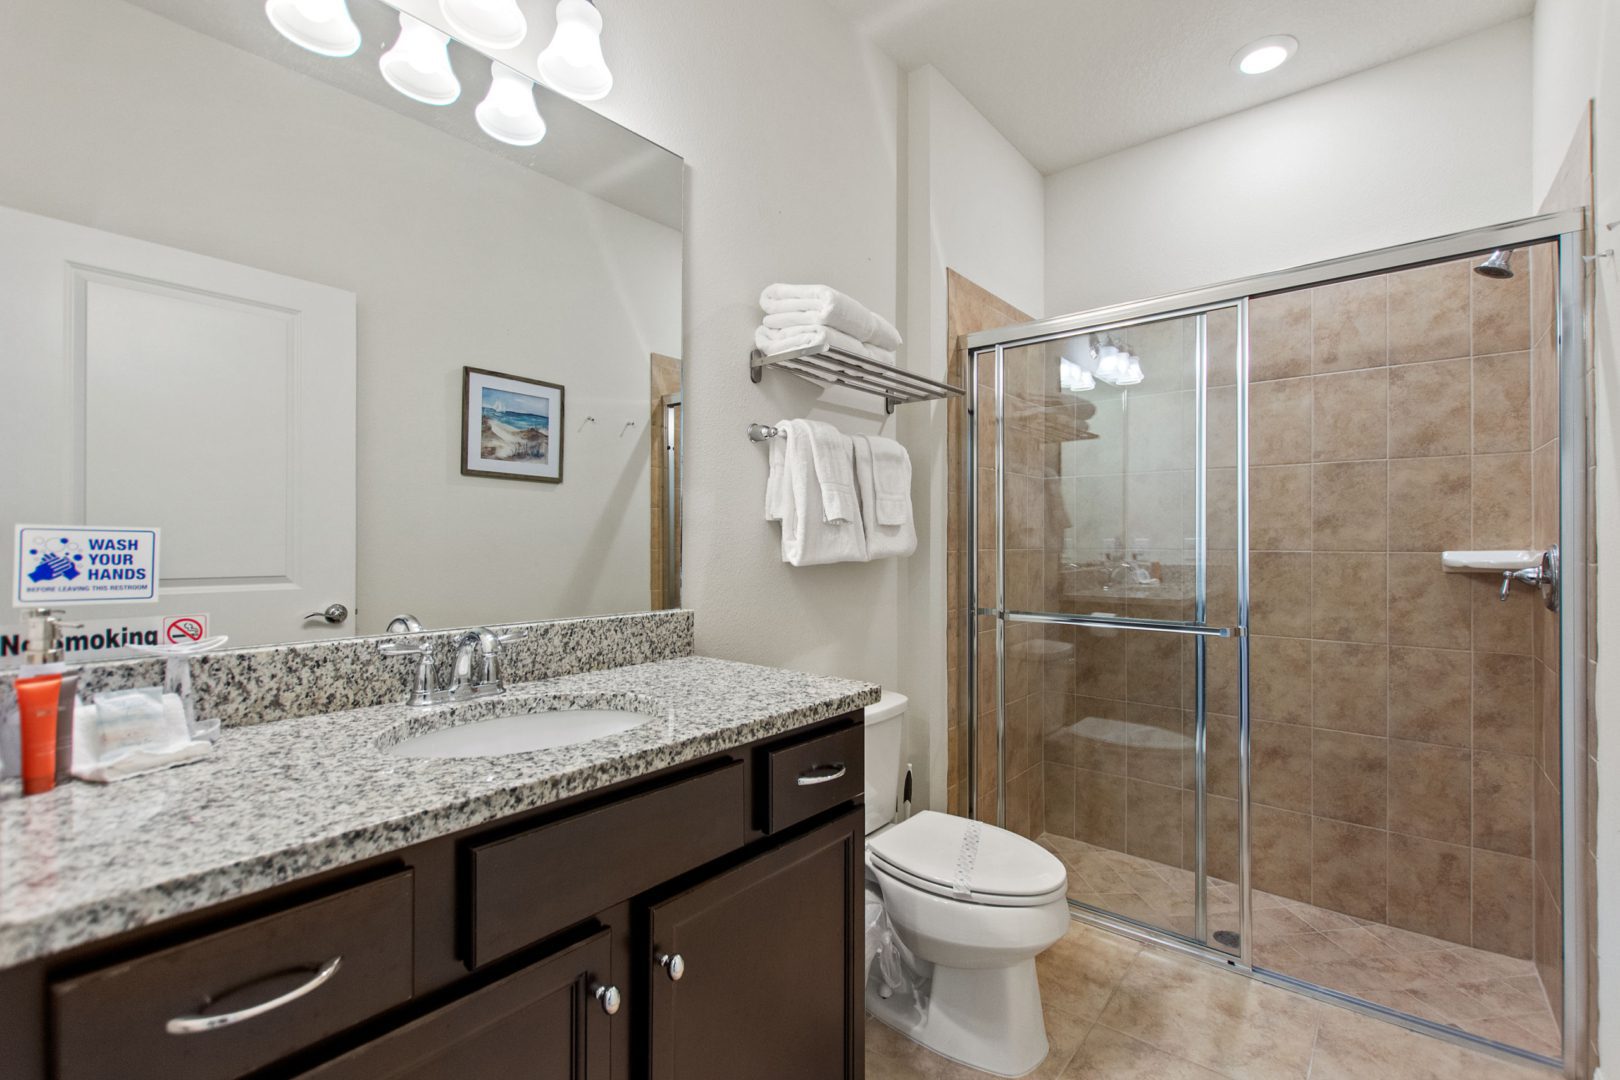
964, 212, 1590, 1074
970, 302, 1247, 953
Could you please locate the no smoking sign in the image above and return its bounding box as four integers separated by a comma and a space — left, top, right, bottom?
163, 614, 208, 644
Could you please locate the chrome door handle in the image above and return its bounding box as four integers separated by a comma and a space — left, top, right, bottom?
304, 603, 349, 625
594, 984, 622, 1015
165, 956, 342, 1035
796, 764, 848, 786
658, 953, 685, 981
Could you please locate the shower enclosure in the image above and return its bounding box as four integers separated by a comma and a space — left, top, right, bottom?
961, 212, 1590, 1075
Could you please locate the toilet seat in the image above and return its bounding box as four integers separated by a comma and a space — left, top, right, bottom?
866, 811, 1067, 908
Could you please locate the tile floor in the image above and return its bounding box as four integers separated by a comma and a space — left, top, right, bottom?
866, 918, 1557, 1079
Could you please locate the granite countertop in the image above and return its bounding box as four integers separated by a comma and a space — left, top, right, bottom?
0, 656, 879, 970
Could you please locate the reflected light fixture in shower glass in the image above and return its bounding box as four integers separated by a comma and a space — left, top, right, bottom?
1060, 356, 1096, 393
441, 0, 529, 51
477, 63, 548, 146
380, 12, 462, 106
264, 0, 361, 57
538, 0, 614, 101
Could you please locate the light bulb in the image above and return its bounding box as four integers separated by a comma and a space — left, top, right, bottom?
1094, 342, 1129, 384
441, 0, 528, 50
380, 12, 461, 106
1059, 357, 1095, 393
538, 0, 613, 102
477, 63, 547, 146
264, 0, 361, 57
1233, 35, 1298, 75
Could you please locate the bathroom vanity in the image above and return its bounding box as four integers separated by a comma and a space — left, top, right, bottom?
0, 631, 877, 1080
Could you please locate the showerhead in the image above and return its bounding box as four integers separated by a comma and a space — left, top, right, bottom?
1475, 249, 1515, 279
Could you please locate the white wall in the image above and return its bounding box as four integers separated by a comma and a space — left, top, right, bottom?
900, 66, 1046, 807
578, 1, 906, 689
1532, 0, 1620, 1072
1044, 19, 1533, 314
0, 0, 680, 638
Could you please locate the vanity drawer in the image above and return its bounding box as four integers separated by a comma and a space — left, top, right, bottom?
50, 871, 415, 1080
761, 720, 865, 833
465, 760, 745, 967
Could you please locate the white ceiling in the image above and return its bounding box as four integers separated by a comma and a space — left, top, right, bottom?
829, 0, 1535, 174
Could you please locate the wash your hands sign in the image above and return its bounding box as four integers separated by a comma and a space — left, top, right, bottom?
13, 525, 160, 606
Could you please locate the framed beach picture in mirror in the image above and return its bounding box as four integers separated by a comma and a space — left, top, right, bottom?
461, 366, 565, 483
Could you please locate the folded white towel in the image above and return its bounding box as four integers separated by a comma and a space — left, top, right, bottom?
754, 324, 896, 367
854, 435, 916, 559
779, 420, 868, 566
760, 284, 903, 352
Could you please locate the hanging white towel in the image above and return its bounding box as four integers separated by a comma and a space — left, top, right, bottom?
779, 420, 868, 566
854, 435, 916, 559
759, 284, 904, 352
803, 420, 859, 524
764, 420, 790, 522
754, 324, 896, 367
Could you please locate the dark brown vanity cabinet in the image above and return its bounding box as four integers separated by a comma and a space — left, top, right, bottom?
297, 931, 615, 1080
646, 810, 864, 1080
0, 712, 867, 1080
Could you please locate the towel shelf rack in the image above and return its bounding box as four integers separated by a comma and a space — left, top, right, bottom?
749, 344, 964, 414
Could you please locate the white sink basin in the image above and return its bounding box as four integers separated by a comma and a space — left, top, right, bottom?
387, 708, 655, 759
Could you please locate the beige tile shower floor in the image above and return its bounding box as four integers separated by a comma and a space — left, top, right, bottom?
1044, 833, 1559, 1055
866, 918, 1557, 1079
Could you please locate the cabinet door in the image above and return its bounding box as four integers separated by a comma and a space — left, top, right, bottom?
647, 810, 863, 1080
300, 931, 615, 1080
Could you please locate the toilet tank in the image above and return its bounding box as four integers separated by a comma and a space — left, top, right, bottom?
863, 691, 907, 835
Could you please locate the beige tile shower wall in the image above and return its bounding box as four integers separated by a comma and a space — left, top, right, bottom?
1044, 252, 1548, 959
944, 271, 1034, 826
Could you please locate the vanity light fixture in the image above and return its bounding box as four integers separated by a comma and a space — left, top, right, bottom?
538, 0, 614, 102
440, 0, 529, 51
1232, 34, 1297, 75
380, 12, 462, 106
264, 0, 362, 58
1059, 356, 1095, 393
476, 63, 548, 146
1091, 337, 1144, 386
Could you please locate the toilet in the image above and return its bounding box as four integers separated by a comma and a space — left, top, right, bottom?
862, 693, 1071, 1078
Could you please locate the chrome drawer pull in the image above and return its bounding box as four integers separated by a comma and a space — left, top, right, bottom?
659, 953, 686, 981
165, 956, 343, 1035
796, 763, 847, 787
594, 984, 622, 1015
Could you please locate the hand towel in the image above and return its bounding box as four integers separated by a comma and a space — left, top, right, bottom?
759, 284, 903, 352
764, 419, 790, 522
779, 420, 868, 566
803, 420, 859, 524
854, 435, 917, 559
754, 324, 896, 367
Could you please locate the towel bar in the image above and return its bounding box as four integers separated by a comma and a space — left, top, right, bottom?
749, 344, 964, 414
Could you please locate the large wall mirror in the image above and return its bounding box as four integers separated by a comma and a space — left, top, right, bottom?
0, 0, 684, 655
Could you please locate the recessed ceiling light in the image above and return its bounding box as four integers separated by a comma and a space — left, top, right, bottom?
1232, 34, 1298, 76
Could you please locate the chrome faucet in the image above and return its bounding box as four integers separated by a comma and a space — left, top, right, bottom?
379, 626, 528, 707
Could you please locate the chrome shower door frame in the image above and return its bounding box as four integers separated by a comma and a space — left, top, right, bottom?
962, 208, 1589, 1077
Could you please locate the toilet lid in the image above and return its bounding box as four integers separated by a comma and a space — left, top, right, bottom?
866, 811, 1067, 903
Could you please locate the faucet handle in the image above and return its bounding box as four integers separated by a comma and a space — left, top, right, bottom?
379, 639, 437, 706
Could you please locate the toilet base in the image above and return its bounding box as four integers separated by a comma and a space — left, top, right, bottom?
866, 957, 1049, 1078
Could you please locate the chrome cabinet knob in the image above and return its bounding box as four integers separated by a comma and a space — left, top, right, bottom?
594, 984, 621, 1015
658, 953, 685, 982
304, 603, 349, 625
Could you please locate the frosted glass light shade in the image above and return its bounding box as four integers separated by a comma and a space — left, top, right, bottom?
477, 63, 547, 146
441, 0, 528, 50
1093, 342, 1129, 385
264, 0, 361, 57
1059, 357, 1094, 393
537, 0, 613, 102
380, 12, 461, 106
